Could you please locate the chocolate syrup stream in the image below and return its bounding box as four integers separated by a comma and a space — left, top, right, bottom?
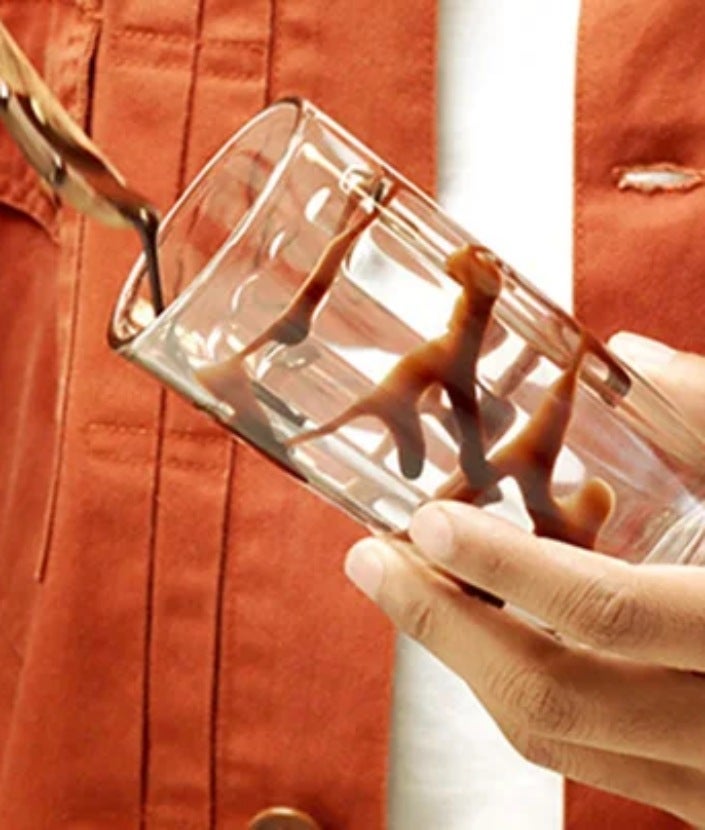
133, 212, 165, 316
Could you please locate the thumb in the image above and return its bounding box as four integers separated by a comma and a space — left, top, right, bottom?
609, 332, 705, 436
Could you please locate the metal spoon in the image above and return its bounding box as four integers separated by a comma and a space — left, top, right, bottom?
0, 20, 164, 311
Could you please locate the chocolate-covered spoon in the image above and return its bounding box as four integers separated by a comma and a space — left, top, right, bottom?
0, 21, 164, 312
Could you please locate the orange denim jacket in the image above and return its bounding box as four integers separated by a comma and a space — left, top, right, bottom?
0, 0, 696, 828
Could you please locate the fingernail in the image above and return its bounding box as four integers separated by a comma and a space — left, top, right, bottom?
344, 540, 386, 600
409, 504, 454, 561
609, 332, 676, 369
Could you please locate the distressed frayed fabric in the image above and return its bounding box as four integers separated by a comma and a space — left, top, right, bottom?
570, 0, 702, 826
614, 162, 704, 194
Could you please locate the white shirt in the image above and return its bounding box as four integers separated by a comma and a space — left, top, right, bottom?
389, 2, 581, 828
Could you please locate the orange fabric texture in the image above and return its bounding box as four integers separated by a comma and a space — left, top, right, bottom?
0, 0, 697, 828
0, 1, 435, 828
570, 0, 704, 827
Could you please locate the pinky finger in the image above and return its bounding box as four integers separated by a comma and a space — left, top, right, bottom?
500, 722, 705, 827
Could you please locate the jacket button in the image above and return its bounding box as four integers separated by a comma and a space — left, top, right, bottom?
248, 806, 322, 830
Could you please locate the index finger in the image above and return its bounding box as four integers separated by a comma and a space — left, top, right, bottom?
609, 334, 705, 437
409, 501, 705, 671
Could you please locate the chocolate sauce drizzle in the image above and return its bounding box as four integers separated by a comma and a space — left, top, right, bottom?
289, 246, 500, 485
195, 190, 629, 550
195, 177, 392, 478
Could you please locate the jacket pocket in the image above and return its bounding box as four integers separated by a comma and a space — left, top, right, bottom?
0, 164, 59, 239
0, 0, 102, 237
0, 2, 102, 586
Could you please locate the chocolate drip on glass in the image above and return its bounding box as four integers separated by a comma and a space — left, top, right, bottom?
196, 183, 619, 552
239, 189, 386, 358
438, 333, 614, 549
195, 176, 394, 477
288, 246, 501, 486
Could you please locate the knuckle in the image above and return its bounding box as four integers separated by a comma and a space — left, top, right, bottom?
394, 594, 438, 644
504, 726, 601, 788
687, 797, 705, 829
525, 681, 578, 736
456, 535, 515, 594
474, 539, 511, 586
675, 770, 705, 827
565, 578, 654, 651
501, 723, 560, 769
489, 663, 578, 736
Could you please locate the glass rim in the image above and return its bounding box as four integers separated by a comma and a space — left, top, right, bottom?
109, 96, 314, 350
108, 95, 456, 352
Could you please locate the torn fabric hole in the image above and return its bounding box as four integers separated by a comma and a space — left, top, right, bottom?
613, 163, 704, 194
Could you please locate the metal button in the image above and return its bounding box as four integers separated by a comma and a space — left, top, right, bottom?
248, 806, 321, 830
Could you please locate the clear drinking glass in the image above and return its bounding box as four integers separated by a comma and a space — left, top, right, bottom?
110, 98, 705, 565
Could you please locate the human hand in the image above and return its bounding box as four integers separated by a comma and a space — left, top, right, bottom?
344, 333, 705, 825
